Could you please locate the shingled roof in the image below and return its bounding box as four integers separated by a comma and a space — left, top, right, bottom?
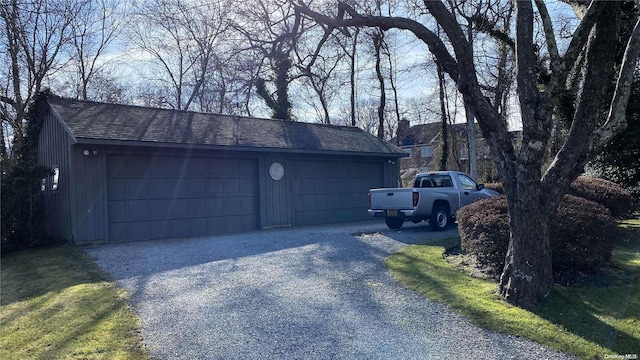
46, 96, 406, 157
397, 122, 488, 147
398, 122, 441, 146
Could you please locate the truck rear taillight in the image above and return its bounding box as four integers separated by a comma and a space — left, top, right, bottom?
368, 192, 371, 209
413, 191, 419, 207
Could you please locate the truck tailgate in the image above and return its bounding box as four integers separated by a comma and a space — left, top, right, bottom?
369, 188, 415, 210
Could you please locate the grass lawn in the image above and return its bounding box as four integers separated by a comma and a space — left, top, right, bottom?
1, 245, 149, 360
386, 219, 640, 360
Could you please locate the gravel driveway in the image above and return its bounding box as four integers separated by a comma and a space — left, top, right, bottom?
85, 221, 573, 360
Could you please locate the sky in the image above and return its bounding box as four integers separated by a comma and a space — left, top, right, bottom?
44, 0, 580, 135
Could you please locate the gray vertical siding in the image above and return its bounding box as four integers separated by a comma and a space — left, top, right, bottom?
37, 112, 74, 241
261, 154, 293, 228
69, 147, 108, 243
385, 159, 401, 187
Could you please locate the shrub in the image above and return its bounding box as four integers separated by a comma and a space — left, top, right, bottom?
458, 196, 510, 273
483, 182, 504, 194
568, 176, 633, 218
1, 91, 51, 254
1, 164, 51, 254
551, 195, 617, 275
458, 195, 618, 278
479, 177, 632, 217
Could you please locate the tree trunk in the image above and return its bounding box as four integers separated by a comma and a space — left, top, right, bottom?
349, 29, 359, 127
466, 104, 477, 179
385, 44, 401, 137
0, 123, 8, 164
465, 20, 477, 179
437, 61, 448, 170
498, 184, 553, 308
374, 33, 386, 139
274, 52, 292, 120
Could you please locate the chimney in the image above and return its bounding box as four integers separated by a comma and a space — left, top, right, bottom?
397, 118, 410, 146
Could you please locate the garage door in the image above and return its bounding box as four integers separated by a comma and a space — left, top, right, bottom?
107, 154, 258, 242
292, 160, 383, 226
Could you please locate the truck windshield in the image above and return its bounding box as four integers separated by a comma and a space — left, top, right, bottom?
414, 174, 454, 188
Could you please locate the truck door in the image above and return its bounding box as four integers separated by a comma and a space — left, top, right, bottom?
457, 173, 485, 207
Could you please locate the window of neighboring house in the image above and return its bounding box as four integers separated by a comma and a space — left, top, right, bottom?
404, 147, 412, 156
421, 146, 433, 158
52, 167, 60, 191
460, 147, 469, 160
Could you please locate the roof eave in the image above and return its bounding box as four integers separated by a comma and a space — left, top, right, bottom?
48, 103, 79, 145
73, 138, 408, 158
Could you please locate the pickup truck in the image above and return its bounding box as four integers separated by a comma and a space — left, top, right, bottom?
368, 171, 499, 231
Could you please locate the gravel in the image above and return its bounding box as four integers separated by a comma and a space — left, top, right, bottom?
84, 221, 575, 360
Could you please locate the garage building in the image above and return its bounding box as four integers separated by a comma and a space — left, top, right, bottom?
38, 95, 405, 243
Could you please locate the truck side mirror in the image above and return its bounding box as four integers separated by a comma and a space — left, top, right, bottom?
477, 183, 485, 190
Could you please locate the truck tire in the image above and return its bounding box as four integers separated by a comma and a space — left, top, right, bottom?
429, 205, 450, 231
385, 217, 404, 229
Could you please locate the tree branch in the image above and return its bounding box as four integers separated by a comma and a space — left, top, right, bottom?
557, 1, 606, 85
542, 2, 624, 200
534, 0, 560, 85
425, 0, 516, 178
514, 1, 539, 132
297, 0, 520, 183
0, 95, 17, 108
592, 15, 640, 149
295, 2, 459, 80
471, 14, 515, 50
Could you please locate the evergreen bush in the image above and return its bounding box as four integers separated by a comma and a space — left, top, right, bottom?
1, 91, 51, 254
458, 196, 510, 273
551, 195, 617, 275
1, 165, 51, 253
458, 194, 618, 278
568, 176, 633, 218
483, 182, 504, 194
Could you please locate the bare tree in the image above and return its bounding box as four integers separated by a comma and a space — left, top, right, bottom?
130, 0, 232, 111
297, 0, 640, 308
293, 23, 350, 124
404, 92, 440, 125
352, 97, 383, 135
295, 49, 346, 123
347, 28, 361, 126
232, 0, 308, 120
436, 59, 449, 171
383, 36, 403, 137
1, 0, 79, 160
372, 30, 386, 138
67, 0, 127, 101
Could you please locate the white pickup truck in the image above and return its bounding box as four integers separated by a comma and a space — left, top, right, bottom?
368, 171, 499, 231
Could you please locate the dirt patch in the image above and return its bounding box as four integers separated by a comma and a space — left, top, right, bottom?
443, 245, 635, 287
442, 245, 499, 280
354, 232, 383, 238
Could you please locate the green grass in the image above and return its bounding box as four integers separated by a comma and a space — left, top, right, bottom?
386, 219, 640, 360
1, 245, 149, 360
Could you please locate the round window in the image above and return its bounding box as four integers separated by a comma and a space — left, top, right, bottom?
269, 162, 284, 181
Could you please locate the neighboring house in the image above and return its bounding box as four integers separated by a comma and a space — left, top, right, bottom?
38, 95, 405, 244
395, 119, 517, 183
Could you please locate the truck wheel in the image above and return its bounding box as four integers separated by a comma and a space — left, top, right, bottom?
385, 217, 404, 229
429, 205, 450, 231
